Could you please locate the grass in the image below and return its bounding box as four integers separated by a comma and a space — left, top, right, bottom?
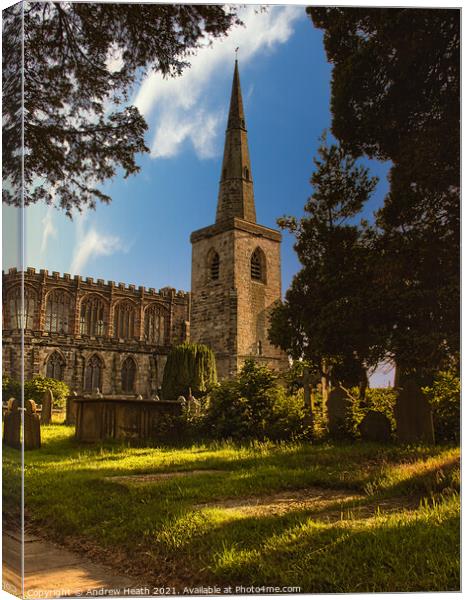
3, 425, 460, 593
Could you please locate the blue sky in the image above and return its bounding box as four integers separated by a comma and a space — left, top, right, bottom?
3, 5, 390, 290
2, 3, 395, 384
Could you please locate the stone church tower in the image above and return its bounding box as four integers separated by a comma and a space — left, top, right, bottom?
190, 61, 287, 378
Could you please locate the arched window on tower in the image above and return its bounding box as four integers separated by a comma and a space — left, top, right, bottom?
84, 354, 103, 392
121, 356, 136, 393
144, 304, 167, 345
251, 247, 266, 282
244, 166, 249, 180
80, 295, 106, 336
113, 301, 135, 339
8, 286, 37, 330
210, 251, 220, 281
45, 289, 71, 334
46, 351, 65, 380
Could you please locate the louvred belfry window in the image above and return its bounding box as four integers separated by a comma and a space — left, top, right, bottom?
210, 251, 220, 281
251, 248, 265, 282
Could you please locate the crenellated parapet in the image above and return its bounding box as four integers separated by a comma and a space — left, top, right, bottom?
2, 267, 190, 345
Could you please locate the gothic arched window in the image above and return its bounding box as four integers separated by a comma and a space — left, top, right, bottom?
210, 251, 220, 281
46, 351, 65, 380
45, 289, 71, 334
113, 301, 135, 339
121, 357, 136, 393
251, 247, 266, 282
84, 354, 103, 392
8, 286, 37, 330
144, 304, 166, 345
80, 295, 106, 336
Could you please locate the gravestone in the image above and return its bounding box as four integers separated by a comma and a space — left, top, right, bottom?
66, 391, 78, 425
24, 399, 41, 450
3, 398, 21, 449
358, 410, 392, 443
41, 389, 53, 425
395, 378, 435, 444
327, 386, 351, 437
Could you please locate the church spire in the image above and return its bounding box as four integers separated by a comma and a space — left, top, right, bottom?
216, 60, 256, 223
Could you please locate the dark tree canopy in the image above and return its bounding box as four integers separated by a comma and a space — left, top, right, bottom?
269, 136, 380, 387
2, 2, 240, 215
308, 7, 460, 379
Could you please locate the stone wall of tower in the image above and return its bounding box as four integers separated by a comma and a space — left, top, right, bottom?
190, 220, 288, 379
190, 229, 238, 379
233, 229, 288, 372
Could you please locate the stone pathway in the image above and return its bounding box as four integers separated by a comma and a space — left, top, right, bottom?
2, 529, 137, 598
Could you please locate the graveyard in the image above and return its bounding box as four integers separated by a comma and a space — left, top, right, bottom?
3, 421, 459, 593
0, 363, 460, 595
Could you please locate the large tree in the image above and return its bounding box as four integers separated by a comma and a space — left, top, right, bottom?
308, 7, 460, 382
2, 2, 240, 216
269, 135, 381, 393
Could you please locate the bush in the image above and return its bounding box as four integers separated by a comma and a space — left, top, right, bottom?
24, 375, 70, 409
346, 387, 397, 438
2, 375, 21, 403
423, 370, 460, 443
162, 342, 217, 400
202, 359, 307, 442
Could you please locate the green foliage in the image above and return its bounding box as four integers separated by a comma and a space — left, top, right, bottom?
2, 375, 21, 403
24, 375, 70, 409
269, 134, 381, 386
162, 342, 217, 400
346, 387, 397, 438
203, 359, 307, 441
423, 371, 460, 443
3, 4, 239, 214
308, 8, 460, 378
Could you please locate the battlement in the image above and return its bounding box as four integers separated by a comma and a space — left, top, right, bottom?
2, 267, 190, 300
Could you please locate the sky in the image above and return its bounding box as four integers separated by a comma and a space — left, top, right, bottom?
2, 2, 396, 385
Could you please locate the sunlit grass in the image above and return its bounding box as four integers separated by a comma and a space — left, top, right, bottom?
3, 425, 460, 592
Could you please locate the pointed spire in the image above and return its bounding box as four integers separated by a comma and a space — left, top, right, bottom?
216, 61, 256, 224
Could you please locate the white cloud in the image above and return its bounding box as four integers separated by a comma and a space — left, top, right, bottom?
40, 206, 57, 255
133, 5, 302, 160
70, 213, 127, 275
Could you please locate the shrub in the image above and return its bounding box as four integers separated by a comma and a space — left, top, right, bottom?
2, 375, 21, 403
24, 375, 70, 409
162, 342, 217, 400
423, 370, 460, 443
202, 359, 307, 441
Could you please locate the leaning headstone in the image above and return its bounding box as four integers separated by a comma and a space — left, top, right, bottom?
395, 378, 435, 444
24, 399, 41, 450
3, 398, 21, 449
358, 410, 392, 443
41, 389, 53, 425
327, 386, 351, 438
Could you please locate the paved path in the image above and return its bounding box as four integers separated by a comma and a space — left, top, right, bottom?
3, 530, 137, 598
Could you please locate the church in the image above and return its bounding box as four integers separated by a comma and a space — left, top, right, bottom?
2, 61, 287, 395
